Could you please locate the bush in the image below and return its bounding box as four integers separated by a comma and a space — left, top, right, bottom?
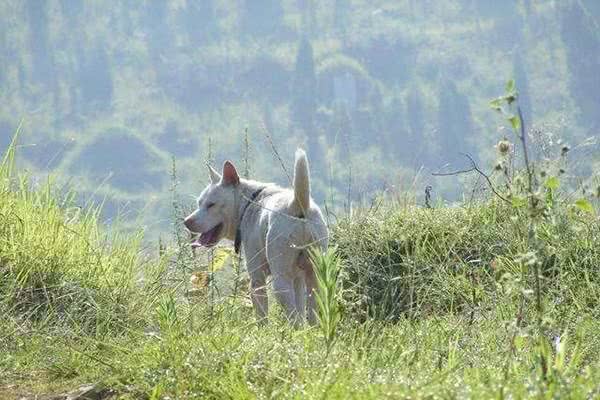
333, 201, 600, 321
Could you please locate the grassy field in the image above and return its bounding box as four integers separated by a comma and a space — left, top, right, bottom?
1, 132, 600, 399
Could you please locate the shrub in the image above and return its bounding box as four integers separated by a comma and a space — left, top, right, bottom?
333, 201, 600, 321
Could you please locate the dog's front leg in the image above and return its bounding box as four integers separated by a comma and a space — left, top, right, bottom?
246, 247, 270, 324
249, 274, 268, 324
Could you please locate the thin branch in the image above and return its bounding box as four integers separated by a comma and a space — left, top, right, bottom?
432, 166, 476, 176
432, 153, 511, 204
257, 121, 292, 185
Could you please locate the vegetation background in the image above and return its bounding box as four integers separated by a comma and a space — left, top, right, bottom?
1, 0, 598, 237
2, 1, 600, 398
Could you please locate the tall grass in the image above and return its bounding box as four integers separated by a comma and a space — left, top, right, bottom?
0, 131, 166, 337
1, 117, 600, 399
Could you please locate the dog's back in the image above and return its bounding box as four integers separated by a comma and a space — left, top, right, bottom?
262, 149, 327, 252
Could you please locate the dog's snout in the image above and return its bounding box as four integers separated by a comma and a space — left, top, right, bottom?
183, 215, 196, 232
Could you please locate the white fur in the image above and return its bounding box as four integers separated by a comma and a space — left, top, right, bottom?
184, 149, 328, 325
292, 149, 310, 215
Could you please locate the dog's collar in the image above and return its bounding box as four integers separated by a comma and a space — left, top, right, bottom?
234, 187, 266, 254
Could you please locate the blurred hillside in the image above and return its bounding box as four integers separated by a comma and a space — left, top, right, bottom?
0, 0, 598, 237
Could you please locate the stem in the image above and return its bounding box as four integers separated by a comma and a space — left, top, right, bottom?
516, 106, 543, 325
517, 107, 534, 201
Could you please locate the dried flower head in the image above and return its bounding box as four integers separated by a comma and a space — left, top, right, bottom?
561, 145, 570, 156
497, 139, 511, 156
190, 271, 210, 288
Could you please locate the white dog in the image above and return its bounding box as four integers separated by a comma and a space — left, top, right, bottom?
184, 149, 328, 325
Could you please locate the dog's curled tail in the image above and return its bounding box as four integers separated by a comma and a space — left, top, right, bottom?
292, 148, 310, 217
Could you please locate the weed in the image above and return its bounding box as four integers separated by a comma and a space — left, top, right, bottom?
309, 246, 343, 353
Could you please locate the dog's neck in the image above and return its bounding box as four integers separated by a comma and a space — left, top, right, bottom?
225, 179, 268, 240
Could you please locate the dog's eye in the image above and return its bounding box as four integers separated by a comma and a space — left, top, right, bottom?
206, 202, 215, 210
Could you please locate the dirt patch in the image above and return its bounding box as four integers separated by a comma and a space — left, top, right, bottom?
0, 383, 117, 400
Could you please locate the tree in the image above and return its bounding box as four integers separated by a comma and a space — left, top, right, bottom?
407, 86, 425, 142
0, 120, 14, 154
436, 79, 474, 165
406, 86, 426, 161
143, 2, 173, 58
473, 0, 519, 18
241, 0, 283, 37
330, 103, 353, 160
117, 1, 135, 36
298, 0, 317, 36
182, 0, 217, 44
560, 2, 600, 129
79, 44, 113, 113
25, 0, 54, 84
0, 24, 5, 88
384, 97, 406, 159
59, 0, 84, 23
523, 0, 532, 16
334, 0, 350, 36
291, 37, 318, 155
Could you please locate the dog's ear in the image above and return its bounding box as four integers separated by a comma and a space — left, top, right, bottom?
222, 161, 240, 186
208, 164, 221, 184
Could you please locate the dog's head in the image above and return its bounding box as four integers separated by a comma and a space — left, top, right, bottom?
184, 161, 240, 248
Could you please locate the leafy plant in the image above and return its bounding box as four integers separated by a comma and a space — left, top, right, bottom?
309, 246, 343, 353
156, 293, 179, 333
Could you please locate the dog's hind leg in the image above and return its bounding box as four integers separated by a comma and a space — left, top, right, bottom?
272, 273, 301, 326
297, 251, 318, 325
266, 224, 306, 326
293, 276, 306, 322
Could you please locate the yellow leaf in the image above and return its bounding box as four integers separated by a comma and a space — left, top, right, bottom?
209, 247, 233, 272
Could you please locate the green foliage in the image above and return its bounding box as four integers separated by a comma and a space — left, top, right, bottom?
309, 246, 343, 352
333, 201, 600, 321
156, 293, 180, 333
574, 198, 594, 213
0, 132, 166, 335
543, 176, 560, 191
1, 137, 600, 398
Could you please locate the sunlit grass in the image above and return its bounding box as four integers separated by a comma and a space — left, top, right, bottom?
1, 133, 600, 399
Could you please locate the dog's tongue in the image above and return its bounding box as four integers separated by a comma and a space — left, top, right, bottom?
191, 225, 220, 248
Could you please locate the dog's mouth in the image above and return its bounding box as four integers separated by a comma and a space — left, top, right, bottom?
191, 223, 223, 248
